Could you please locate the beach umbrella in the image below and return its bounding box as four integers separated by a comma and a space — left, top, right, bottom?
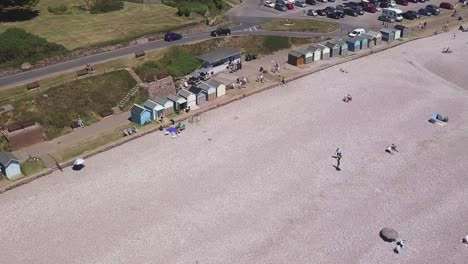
166, 127, 177, 133
380, 227, 399, 242
74, 158, 85, 166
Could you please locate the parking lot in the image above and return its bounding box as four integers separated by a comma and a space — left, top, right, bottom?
229, 0, 463, 31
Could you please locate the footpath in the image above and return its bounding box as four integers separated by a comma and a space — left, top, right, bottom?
1, 10, 467, 193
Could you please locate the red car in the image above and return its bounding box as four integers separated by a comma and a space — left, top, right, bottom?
286, 2, 294, 9
439, 2, 454, 9
363, 5, 378, 13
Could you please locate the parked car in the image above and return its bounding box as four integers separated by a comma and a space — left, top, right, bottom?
348, 28, 365, 37
286, 2, 294, 9
350, 6, 364, 14
395, 0, 408, 5
327, 11, 341, 18
306, 0, 317, 4
460, 0, 468, 4
164, 32, 182, 42
425, 4, 440, 15
417, 0, 426, 2
418, 8, 432, 16
329, 0, 336, 2
439, 2, 454, 9
336, 4, 345, 10
379, 2, 390, 7
335, 9, 346, 17
363, 5, 378, 12
317, 8, 329, 15
307, 9, 318, 15
408, 0, 418, 3
295, 0, 307, 7
211, 27, 231, 37
344, 7, 359, 16
264, 0, 275, 7
402, 10, 420, 19
318, 0, 328, 3
378, 15, 395, 22
275, 3, 288, 11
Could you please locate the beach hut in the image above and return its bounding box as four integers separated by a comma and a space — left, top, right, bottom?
307, 46, 322, 62
188, 86, 208, 105
130, 104, 151, 125
197, 82, 217, 101
380, 28, 395, 42
346, 38, 361, 52
394, 25, 410, 38
317, 44, 330, 60
361, 33, 375, 48
391, 28, 401, 40
153, 96, 174, 115
0, 151, 22, 180
357, 35, 369, 50
143, 99, 164, 120
288, 50, 304, 66
366, 31, 383, 46
207, 79, 226, 98
324, 41, 340, 58
166, 95, 187, 112
178, 89, 197, 109
335, 39, 349, 56
296, 47, 315, 64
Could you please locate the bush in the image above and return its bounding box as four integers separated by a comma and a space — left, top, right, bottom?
262, 36, 291, 53
0, 28, 67, 68
90, 0, 124, 14
47, 4, 71, 15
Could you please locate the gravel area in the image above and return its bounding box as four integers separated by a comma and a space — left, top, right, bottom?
1, 31, 467, 264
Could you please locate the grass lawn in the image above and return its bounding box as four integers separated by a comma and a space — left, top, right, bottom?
0, 0, 196, 50
259, 18, 339, 33
51, 125, 128, 163
0, 70, 137, 140
20, 158, 46, 176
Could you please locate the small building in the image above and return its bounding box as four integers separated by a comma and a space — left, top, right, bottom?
153, 96, 174, 115
207, 79, 226, 98
0, 151, 22, 180
188, 86, 208, 105
346, 38, 361, 52
166, 94, 187, 112
288, 50, 305, 66
380, 28, 395, 42
130, 104, 151, 125
361, 33, 375, 48
357, 35, 369, 50
394, 25, 410, 38
197, 47, 242, 74
324, 41, 340, 58
334, 39, 349, 56
366, 31, 383, 46
296, 47, 315, 64
143, 99, 164, 120
197, 82, 217, 101
391, 28, 401, 40
177, 89, 197, 109
307, 46, 322, 62
317, 44, 330, 60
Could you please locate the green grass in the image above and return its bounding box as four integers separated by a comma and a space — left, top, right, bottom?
259, 18, 339, 33
0, 70, 137, 139
0, 0, 196, 50
51, 125, 127, 163
20, 158, 46, 176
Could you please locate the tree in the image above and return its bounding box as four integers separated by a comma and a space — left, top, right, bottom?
0, 0, 40, 21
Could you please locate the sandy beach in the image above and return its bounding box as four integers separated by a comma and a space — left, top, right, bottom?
0, 30, 467, 264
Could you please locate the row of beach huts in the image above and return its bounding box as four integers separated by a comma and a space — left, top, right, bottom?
130, 79, 226, 125
288, 25, 409, 67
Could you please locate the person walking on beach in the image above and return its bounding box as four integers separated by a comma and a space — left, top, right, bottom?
391, 144, 398, 152
385, 146, 393, 154
424, 21, 427, 29
335, 148, 342, 159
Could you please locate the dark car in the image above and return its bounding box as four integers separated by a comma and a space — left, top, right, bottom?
317, 9, 329, 15
336, 4, 345, 10
329, 0, 336, 2
211, 27, 231, 37
335, 9, 346, 17
327, 11, 341, 19
408, 0, 417, 2
295, 0, 307, 7
350, 6, 364, 14
396, 0, 408, 5
425, 4, 440, 15
417, 0, 426, 2
418, 8, 432, 16
379, 2, 390, 7
275, 3, 288, 11
378, 15, 394, 22
164, 32, 182, 42
439, 2, 454, 9
307, 9, 318, 15
344, 7, 359, 16
306, 0, 317, 4
402, 10, 420, 19
363, 5, 378, 12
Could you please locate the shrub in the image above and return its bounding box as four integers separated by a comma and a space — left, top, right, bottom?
90, 0, 124, 14
0, 28, 66, 68
47, 4, 71, 15
262, 36, 291, 53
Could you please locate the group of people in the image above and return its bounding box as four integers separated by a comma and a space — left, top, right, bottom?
418, 21, 428, 30
228, 61, 242, 73
342, 94, 353, 103
271, 62, 281, 74
385, 144, 398, 154
85, 63, 95, 74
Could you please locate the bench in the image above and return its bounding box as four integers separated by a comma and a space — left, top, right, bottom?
99, 110, 114, 118
135, 51, 146, 58
76, 69, 89, 77
26, 81, 40, 90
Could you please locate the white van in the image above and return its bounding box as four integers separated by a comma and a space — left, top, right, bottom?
381, 8, 403, 22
